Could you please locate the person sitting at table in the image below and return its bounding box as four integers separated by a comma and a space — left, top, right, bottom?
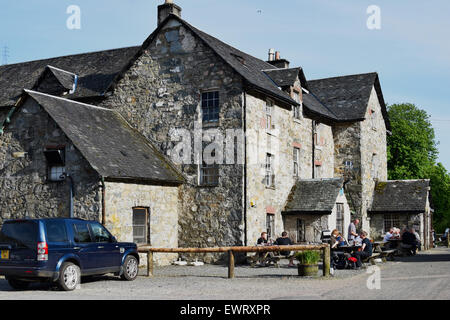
392, 227, 401, 239
383, 228, 394, 242
331, 229, 347, 249
352, 231, 372, 269
257, 232, 268, 245
275, 231, 295, 267
402, 227, 418, 255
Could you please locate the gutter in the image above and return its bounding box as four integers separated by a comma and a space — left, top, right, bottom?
100, 176, 106, 225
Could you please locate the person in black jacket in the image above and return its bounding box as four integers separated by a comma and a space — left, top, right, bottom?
275, 231, 294, 267
352, 231, 372, 269
402, 228, 418, 255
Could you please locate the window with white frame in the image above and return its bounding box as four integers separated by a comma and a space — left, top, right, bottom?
293, 147, 300, 177
265, 153, 275, 188
297, 219, 305, 243
132, 207, 150, 245
384, 214, 401, 233
201, 91, 220, 123
44, 147, 66, 182
293, 103, 302, 120
265, 99, 274, 131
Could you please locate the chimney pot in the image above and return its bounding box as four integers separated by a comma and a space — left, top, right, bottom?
275, 51, 280, 60
268, 48, 275, 61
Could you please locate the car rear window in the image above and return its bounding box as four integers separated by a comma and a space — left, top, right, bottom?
0, 221, 38, 249
45, 220, 69, 242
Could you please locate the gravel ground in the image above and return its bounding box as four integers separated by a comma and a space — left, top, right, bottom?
0, 247, 449, 300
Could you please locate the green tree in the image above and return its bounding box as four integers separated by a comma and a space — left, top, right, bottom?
387, 103, 450, 232
387, 103, 438, 180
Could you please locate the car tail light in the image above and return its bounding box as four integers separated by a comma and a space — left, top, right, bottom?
37, 242, 48, 261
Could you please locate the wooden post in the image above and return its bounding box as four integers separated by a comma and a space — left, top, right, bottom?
323, 245, 330, 277
228, 250, 235, 279
447, 232, 450, 248
147, 251, 154, 277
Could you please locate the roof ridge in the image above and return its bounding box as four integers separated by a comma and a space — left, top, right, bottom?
309, 72, 378, 83
0, 46, 140, 69
24, 89, 112, 111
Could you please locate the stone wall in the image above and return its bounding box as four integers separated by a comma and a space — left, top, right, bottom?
104, 181, 180, 266
0, 97, 101, 225
332, 86, 388, 236
359, 87, 388, 233
245, 90, 316, 244
98, 18, 245, 261
283, 214, 328, 244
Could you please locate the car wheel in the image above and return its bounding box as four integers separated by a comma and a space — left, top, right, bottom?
121, 255, 138, 281
58, 262, 80, 291
7, 278, 30, 290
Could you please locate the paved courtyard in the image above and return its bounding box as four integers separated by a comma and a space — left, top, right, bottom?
0, 247, 449, 300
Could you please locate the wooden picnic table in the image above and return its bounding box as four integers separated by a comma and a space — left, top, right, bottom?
333, 245, 361, 253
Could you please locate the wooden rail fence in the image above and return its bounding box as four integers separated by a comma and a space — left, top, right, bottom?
138, 244, 331, 279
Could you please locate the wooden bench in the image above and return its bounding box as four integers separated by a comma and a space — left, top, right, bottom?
362, 253, 381, 265
380, 249, 397, 262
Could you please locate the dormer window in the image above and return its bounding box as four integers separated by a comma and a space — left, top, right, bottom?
44, 147, 66, 182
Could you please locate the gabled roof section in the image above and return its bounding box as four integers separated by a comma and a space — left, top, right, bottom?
23, 90, 184, 185
308, 72, 390, 130
263, 68, 302, 88
32, 65, 77, 96
46, 66, 77, 91
283, 178, 344, 214
129, 14, 299, 107
0, 46, 140, 106
369, 180, 430, 214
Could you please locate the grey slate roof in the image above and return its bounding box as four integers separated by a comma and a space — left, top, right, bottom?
45, 66, 76, 91
132, 15, 299, 107
24, 90, 184, 185
283, 178, 344, 214
308, 72, 390, 129
0, 46, 140, 107
369, 180, 430, 213
263, 68, 302, 87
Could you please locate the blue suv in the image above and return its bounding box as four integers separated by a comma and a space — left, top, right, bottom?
0, 218, 139, 291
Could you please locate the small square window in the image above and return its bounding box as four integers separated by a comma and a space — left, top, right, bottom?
200, 163, 219, 186
49, 166, 66, 182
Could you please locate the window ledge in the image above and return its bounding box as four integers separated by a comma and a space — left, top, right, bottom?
202, 122, 220, 129
265, 186, 276, 190
293, 118, 303, 124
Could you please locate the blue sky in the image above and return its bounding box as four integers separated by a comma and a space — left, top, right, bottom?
1, 0, 449, 169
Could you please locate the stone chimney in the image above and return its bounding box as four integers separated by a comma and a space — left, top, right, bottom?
267, 50, 290, 69
158, 0, 182, 26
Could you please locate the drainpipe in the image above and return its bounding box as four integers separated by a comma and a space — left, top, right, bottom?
100, 177, 106, 225
242, 92, 248, 246
61, 173, 75, 218
312, 120, 316, 179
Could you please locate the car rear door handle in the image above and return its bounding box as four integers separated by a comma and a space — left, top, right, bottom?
74, 247, 80, 250
98, 246, 104, 249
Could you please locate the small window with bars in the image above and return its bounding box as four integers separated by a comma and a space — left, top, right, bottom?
384, 214, 400, 233
201, 91, 220, 123
132, 207, 150, 245
200, 163, 219, 186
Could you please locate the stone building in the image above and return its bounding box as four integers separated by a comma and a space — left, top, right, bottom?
0, 1, 433, 263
